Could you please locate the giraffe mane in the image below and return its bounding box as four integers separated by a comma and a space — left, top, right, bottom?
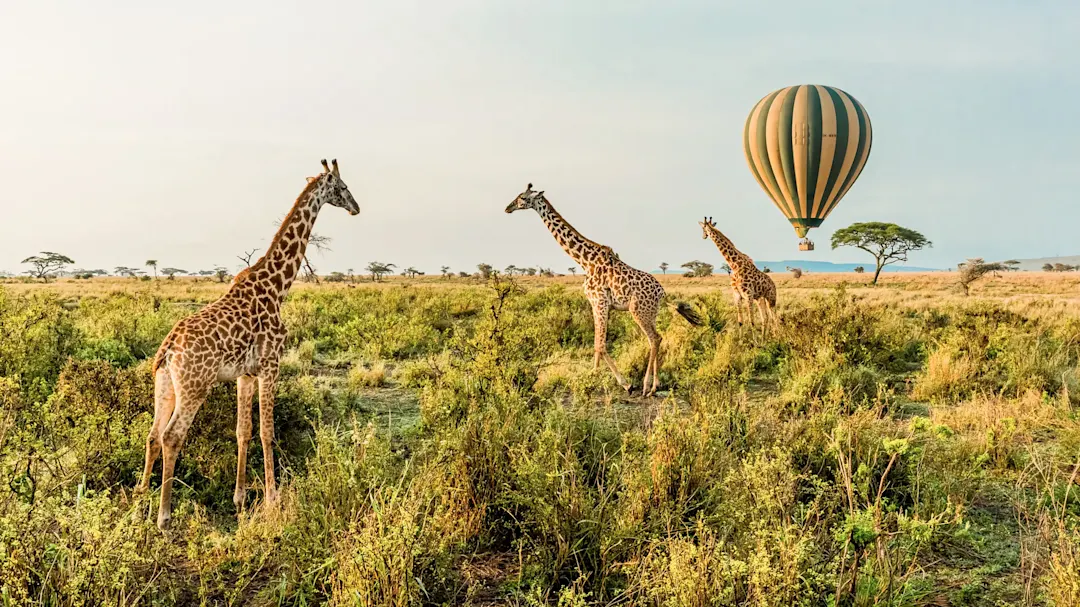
253, 176, 324, 269
543, 200, 608, 251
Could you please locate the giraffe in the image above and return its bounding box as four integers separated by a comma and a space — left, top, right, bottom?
136, 159, 360, 530
506, 184, 702, 396
699, 216, 777, 328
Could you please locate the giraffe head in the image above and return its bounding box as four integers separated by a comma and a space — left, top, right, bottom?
699, 216, 716, 239
505, 183, 546, 214
308, 159, 360, 215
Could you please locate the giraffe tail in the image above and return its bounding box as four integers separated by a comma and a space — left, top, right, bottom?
151, 330, 177, 374
672, 301, 704, 327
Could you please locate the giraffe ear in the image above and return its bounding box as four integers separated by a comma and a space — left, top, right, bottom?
538, 191, 544, 197
307, 176, 317, 184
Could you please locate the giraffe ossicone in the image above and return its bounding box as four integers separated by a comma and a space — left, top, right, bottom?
136, 158, 360, 531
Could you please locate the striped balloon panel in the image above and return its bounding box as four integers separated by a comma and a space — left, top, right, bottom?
743, 85, 872, 234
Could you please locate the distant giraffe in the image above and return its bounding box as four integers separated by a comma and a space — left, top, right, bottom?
699, 217, 777, 328
136, 159, 360, 531
506, 184, 702, 396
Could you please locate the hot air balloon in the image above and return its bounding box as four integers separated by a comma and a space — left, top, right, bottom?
743, 85, 872, 250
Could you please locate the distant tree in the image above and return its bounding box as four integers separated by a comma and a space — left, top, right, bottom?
366, 262, 395, 282
1043, 263, 1055, 272
346, 268, 355, 283
762, 267, 772, 274
21, 252, 74, 282
401, 267, 424, 278
440, 265, 451, 279
787, 266, 803, 279
568, 266, 578, 276
957, 258, 1008, 295
197, 270, 215, 276
524, 267, 537, 276
720, 263, 732, 274
114, 266, 143, 278
504, 264, 519, 276
162, 267, 187, 280
477, 263, 494, 279
539, 267, 554, 278
145, 259, 159, 279
214, 267, 230, 283
326, 271, 347, 283
457, 271, 470, 278
831, 222, 931, 285
681, 260, 713, 278
1002, 260, 1020, 271
854, 266, 865, 274
658, 262, 669, 274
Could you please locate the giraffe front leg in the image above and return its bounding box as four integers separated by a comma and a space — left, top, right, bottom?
234, 375, 256, 513
258, 362, 281, 506
590, 302, 630, 393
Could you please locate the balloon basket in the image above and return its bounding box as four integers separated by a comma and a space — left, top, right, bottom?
798, 240, 815, 252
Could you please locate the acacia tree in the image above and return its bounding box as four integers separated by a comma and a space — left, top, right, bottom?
477, 263, 494, 279
659, 262, 669, 274
366, 261, 395, 282
21, 252, 74, 282
956, 258, 1008, 296
830, 222, 931, 285
145, 259, 158, 279
720, 263, 732, 275
681, 260, 713, 278
440, 265, 451, 279
567, 266, 577, 276
162, 268, 187, 280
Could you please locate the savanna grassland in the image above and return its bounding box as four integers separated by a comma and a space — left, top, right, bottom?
2, 271, 1080, 606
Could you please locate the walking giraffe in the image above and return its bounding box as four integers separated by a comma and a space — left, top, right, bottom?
699, 216, 777, 328
506, 184, 702, 396
136, 159, 360, 530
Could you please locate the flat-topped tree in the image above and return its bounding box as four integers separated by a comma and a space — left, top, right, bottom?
505, 183, 702, 396
830, 222, 931, 285
162, 268, 187, 280
137, 159, 360, 531
21, 252, 74, 282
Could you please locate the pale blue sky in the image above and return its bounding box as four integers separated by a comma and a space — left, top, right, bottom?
1, 1, 1077, 275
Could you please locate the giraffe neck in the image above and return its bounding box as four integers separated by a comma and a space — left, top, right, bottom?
252, 183, 324, 299
707, 226, 747, 267
534, 199, 609, 272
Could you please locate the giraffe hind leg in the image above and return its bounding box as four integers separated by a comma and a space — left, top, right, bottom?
630, 305, 662, 397
138, 368, 175, 494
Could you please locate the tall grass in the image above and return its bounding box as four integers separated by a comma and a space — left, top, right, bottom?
0, 275, 1078, 605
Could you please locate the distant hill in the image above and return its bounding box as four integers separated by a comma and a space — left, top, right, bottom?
659, 260, 940, 274
1002, 255, 1080, 271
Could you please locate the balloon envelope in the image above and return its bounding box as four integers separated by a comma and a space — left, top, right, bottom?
743, 85, 872, 238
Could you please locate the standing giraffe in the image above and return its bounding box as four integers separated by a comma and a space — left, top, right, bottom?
699, 217, 777, 328
506, 184, 702, 396
137, 159, 359, 530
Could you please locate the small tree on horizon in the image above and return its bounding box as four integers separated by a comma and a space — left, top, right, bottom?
830, 222, 932, 285
787, 266, 803, 279
162, 267, 187, 280
477, 263, 494, 279
145, 259, 158, 279
720, 263, 732, 274
957, 258, 1007, 296
366, 262, 395, 282
659, 262, 669, 274
681, 260, 713, 278
21, 252, 74, 282
440, 265, 451, 279
568, 266, 577, 276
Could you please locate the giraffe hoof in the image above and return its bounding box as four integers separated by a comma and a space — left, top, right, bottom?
156, 512, 172, 532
